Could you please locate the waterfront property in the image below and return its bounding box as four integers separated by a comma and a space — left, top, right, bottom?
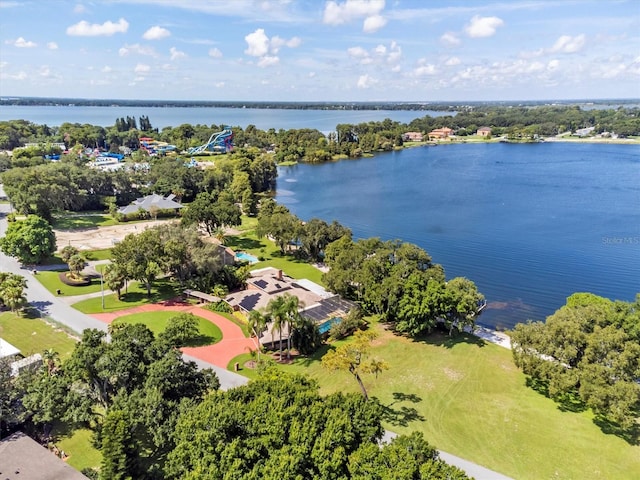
224, 267, 356, 347
477, 126, 492, 136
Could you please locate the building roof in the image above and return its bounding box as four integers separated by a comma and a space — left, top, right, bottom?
117, 193, 183, 215
0, 432, 89, 480
477, 126, 492, 131
0, 338, 20, 359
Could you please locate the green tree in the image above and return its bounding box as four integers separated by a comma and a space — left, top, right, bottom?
0, 272, 27, 312
158, 313, 200, 347
103, 263, 126, 299
511, 293, 640, 433
322, 329, 388, 401
0, 214, 56, 264
111, 229, 165, 297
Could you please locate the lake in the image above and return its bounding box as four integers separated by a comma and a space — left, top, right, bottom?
276, 142, 640, 330
0, 105, 448, 132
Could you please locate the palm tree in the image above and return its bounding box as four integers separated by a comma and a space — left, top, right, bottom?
42, 348, 59, 375
247, 310, 267, 360
266, 296, 288, 361
281, 294, 302, 359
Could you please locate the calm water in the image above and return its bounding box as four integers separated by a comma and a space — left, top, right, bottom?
276, 143, 640, 330
0, 105, 448, 132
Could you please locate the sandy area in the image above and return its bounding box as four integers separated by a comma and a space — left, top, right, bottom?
54, 219, 179, 251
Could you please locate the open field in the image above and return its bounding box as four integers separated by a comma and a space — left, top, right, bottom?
113, 310, 222, 345
0, 312, 77, 359
72, 279, 181, 313
241, 320, 640, 480
53, 218, 178, 251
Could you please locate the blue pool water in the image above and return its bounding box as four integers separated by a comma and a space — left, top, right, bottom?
318, 317, 342, 334
235, 252, 259, 263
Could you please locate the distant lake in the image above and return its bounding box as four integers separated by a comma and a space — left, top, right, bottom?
276, 142, 640, 330
0, 105, 450, 132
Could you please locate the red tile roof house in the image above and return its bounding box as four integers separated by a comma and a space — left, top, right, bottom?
477, 126, 492, 137
428, 127, 454, 141
402, 131, 424, 142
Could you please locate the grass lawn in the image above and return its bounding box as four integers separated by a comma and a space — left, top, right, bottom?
113, 310, 222, 345
0, 311, 77, 359
72, 279, 181, 314
83, 248, 113, 261
54, 426, 101, 473
52, 214, 118, 230
35, 270, 104, 296
264, 320, 640, 480
225, 229, 325, 285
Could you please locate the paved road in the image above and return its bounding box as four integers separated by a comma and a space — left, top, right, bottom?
0, 198, 247, 390
0, 189, 510, 478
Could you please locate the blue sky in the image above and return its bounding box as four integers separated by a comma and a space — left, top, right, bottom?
1, 0, 639, 101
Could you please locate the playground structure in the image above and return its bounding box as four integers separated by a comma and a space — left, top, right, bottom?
187, 126, 234, 155
139, 137, 177, 155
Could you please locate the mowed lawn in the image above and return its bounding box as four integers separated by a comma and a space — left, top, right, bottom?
275, 321, 640, 480
72, 279, 181, 313
0, 312, 77, 359
113, 310, 222, 345
36, 270, 104, 297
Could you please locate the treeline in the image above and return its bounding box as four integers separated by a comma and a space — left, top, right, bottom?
1, 104, 639, 161
0, 147, 276, 220
256, 201, 485, 336
512, 293, 640, 437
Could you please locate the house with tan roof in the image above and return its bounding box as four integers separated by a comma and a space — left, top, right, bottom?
428, 127, 454, 140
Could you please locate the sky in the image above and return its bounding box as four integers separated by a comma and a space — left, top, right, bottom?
0, 0, 639, 102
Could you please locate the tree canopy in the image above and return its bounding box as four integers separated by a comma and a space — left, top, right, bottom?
166, 369, 468, 480
511, 293, 640, 435
0, 214, 56, 264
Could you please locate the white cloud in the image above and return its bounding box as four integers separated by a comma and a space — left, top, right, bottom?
134, 63, 151, 74
47, 42, 58, 50
348, 46, 368, 59
208, 47, 223, 58
547, 59, 559, 71
357, 73, 377, 88
169, 47, 186, 60
324, 0, 385, 25
363, 14, 387, 33
270, 35, 301, 53
414, 63, 437, 76
215, 81, 225, 88
66, 18, 129, 36
464, 15, 504, 38
550, 34, 586, 54
245, 28, 299, 66
347, 41, 401, 68
143, 26, 171, 40
258, 55, 279, 67
440, 32, 461, 46
119, 43, 157, 57
245, 28, 270, 57
445, 56, 461, 66
73, 4, 86, 14
324, 0, 386, 33
101, 65, 112, 73
9, 37, 37, 48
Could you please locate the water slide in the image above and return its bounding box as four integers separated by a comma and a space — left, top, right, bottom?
187, 126, 234, 154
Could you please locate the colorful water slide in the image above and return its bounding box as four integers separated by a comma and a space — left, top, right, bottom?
187, 126, 234, 154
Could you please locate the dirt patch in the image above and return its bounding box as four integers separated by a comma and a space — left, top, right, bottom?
54, 219, 178, 252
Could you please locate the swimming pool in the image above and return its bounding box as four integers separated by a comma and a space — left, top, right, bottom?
235, 252, 259, 263
318, 317, 342, 335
